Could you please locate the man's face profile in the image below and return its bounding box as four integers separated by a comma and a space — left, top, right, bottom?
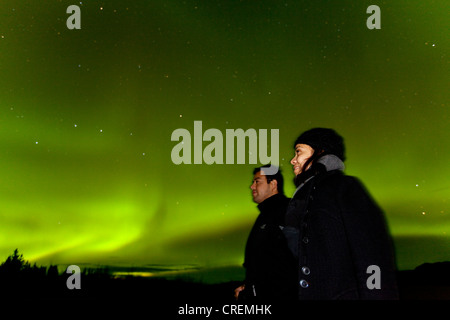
250, 171, 277, 204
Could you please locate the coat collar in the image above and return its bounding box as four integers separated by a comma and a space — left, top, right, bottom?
317, 154, 345, 172
257, 193, 287, 212
292, 155, 345, 197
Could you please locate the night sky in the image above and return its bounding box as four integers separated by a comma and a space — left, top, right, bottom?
0, 0, 448, 275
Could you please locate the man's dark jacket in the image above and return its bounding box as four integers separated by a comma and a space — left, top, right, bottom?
242, 193, 297, 300
284, 160, 399, 300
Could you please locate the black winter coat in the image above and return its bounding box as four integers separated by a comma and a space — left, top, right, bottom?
284, 164, 399, 300
242, 193, 297, 300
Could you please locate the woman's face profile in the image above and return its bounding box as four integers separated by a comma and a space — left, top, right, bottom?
291, 143, 314, 176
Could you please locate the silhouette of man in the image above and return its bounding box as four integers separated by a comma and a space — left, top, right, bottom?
234, 165, 297, 300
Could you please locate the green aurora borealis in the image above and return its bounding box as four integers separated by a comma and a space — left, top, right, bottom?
0, 0, 448, 275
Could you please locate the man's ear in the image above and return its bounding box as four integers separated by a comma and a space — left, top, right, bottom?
270, 179, 278, 193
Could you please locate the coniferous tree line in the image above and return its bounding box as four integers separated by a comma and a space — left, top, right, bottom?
1, 249, 448, 300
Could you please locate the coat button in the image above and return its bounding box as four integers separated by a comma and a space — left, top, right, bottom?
302, 266, 311, 275
299, 279, 309, 288
302, 237, 309, 244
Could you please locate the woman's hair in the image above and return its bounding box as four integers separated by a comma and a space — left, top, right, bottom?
301, 149, 323, 173
294, 149, 327, 187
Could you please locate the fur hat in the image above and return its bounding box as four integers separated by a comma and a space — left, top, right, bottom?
294, 128, 346, 161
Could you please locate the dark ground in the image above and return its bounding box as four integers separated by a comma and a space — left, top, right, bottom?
0, 258, 448, 318
1, 262, 449, 300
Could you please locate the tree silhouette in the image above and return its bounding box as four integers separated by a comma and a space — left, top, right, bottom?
0, 248, 29, 274
0, 249, 60, 297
